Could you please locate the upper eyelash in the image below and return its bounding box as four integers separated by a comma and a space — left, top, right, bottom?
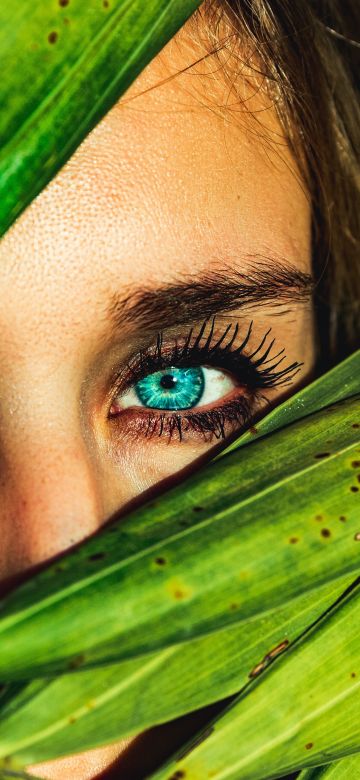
118, 315, 303, 394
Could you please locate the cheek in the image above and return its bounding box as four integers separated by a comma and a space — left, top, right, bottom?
99, 430, 210, 516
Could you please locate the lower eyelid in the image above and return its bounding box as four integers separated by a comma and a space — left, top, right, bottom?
108, 387, 258, 447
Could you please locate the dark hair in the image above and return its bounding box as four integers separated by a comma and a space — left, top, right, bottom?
195, 0, 360, 366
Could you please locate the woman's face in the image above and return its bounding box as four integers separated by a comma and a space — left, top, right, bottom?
0, 15, 314, 780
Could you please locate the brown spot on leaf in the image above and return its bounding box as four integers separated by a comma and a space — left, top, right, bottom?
351, 486, 359, 492
59, 0, 69, 5
48, 31, 58, 43
352, 423, 360, 429
354, 533, 360, 541
351, 461, 360, 468
155, 556, 167, 566
174, 589, 185, 599
193, 506, 203, 512
103, 0, 110, 6
314, 452, 330, 459
289, 537, 299, 544
305, 742, 314, 750
266, 640, 290, 660
315, 515, 323, 522
68, 716, 77, 724
339, 516, 347, 522
168, 771, 185, 779
321, 528, 331, 538
249, 661, 267, 678
351, 672, 357, 678
89, 552, 105, 561
229, 602, 239, 610
68, 654, 86, 670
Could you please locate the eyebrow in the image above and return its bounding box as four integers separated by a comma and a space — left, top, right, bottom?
108, 258, 313, 335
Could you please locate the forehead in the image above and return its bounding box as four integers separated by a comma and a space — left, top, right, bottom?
0, 17, 310, 346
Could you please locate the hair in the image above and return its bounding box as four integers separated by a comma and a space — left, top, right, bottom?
193, 0, 360, 368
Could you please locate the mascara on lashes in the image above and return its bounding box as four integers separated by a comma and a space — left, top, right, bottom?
108, 317, 303, 442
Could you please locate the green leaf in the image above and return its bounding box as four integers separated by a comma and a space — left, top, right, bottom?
0, 0, 201, 236
148, 584, 360, 780
299, 753, 360, 778
217, 349, 360, 458
0, 389, 359, 680
0, 576, 353, 767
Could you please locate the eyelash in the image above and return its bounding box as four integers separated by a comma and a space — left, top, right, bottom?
109, 317, 302, 443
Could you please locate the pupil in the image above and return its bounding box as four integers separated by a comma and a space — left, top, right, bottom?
160, 374, 177, 390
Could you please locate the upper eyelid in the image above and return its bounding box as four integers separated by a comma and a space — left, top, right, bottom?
110, 316, 302, 399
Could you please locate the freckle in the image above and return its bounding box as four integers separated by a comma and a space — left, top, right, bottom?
351, 486, 359, 492
339, 516, 347, 522
88, 552, 105, 561
321, 528, 331, 538
289, 537, 299, 544
48, 31, 58, 44
351, 461, 360, 468
155, 556, 167, 566
305, 742, 314, 750
354, 533, 360, 541
314, 452, 330, 459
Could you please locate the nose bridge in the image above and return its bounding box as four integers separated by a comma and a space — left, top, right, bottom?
0, 373, 103, 580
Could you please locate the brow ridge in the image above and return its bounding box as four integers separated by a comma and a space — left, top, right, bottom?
108, 257, 313, 335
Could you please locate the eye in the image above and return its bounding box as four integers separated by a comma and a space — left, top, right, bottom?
107, 318, 302, 443
111, 366, 237, 414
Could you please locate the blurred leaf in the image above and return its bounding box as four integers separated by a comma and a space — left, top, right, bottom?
0, 0, 200, 236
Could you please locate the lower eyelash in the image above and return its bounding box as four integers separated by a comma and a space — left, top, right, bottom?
141, 396, 254, 443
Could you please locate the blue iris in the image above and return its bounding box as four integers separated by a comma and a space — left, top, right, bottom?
135, 366, 205, 410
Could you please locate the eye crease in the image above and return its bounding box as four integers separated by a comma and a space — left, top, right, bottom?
108, 317, 303, 443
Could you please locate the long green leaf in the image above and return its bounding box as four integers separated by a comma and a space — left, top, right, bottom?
0, 576, 353, 767
217, 349, 360, 458
299, 753, 360, 778
0, 393, 359, 680
149, 584, 360, 780
0, 0, 200, 236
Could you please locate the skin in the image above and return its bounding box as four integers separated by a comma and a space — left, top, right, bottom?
0, 11, 315, 780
